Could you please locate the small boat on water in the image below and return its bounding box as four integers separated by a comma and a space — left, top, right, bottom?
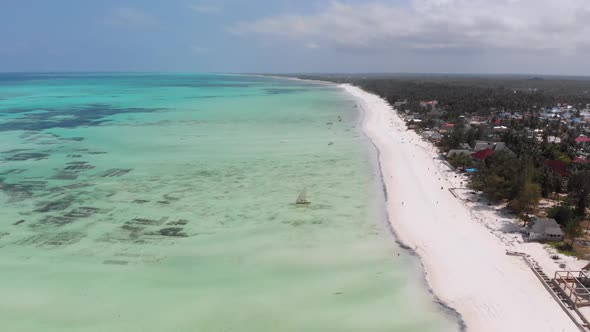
296, 188, 311, 205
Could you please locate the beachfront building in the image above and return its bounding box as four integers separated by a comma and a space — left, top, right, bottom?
393, 100, 407, 110
439, 123, 455, 134
423, 131, 443, 143
408, 119, 422, 129
527, 218, 564, 241
473, 141, 509, 152
447, 149, 472, 158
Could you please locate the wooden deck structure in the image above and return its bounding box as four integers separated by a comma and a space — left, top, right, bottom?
555, 271, 590, 307
507, 251, 590, 331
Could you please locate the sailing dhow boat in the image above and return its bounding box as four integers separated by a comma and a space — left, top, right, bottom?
296, 188, 311, 205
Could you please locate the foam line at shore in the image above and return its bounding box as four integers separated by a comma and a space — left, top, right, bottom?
342, 83, 579, 332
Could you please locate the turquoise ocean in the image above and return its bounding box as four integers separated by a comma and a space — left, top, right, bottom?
0, 73, 459, 331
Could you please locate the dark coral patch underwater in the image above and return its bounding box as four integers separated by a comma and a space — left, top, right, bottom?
0, 103, 162, 132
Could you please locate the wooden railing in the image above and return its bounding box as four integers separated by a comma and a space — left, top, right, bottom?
507, 251, 589, 331
555, 271, 590, 307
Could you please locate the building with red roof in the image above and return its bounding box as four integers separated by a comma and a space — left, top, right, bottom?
544, 160, 569, 176
472, 148, 495, 160
439, 123, 455, 134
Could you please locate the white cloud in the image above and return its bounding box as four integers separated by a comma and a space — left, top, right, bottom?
230, 0, 590, 54
189, 3, 221, 14
105, 7, 158, 27
305, 42, 320, 49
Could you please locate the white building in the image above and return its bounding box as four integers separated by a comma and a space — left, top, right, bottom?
528, 218, 564, 241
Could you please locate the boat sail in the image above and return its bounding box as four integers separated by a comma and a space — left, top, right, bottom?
296, 188, 311, 205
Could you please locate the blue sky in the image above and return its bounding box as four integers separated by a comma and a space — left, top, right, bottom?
1, 0, 589, 74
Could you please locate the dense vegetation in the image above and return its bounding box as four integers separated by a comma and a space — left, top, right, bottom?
299, 74, 590, 119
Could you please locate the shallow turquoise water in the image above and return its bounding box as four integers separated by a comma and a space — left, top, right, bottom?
0, 73, 458, 331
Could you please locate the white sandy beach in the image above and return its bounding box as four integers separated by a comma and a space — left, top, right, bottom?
343, 84, 584, 332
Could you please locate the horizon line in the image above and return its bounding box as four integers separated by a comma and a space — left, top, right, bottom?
1, 71, 590, 79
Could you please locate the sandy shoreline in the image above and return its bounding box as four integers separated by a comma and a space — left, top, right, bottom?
342, 84, 581, 332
